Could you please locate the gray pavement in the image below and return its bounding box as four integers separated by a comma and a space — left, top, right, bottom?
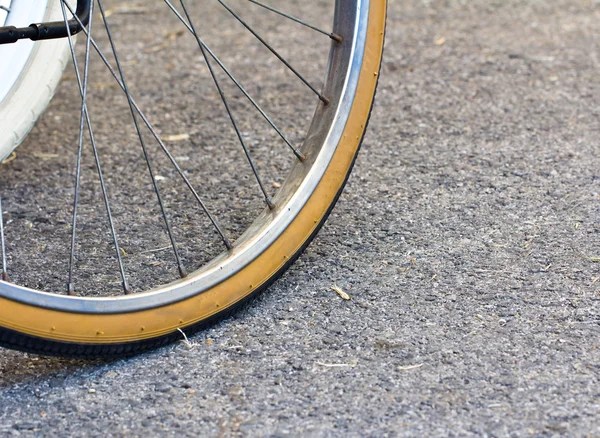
1, 0, 600, 436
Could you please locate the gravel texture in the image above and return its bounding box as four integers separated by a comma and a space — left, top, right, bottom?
1, 0, 600, 436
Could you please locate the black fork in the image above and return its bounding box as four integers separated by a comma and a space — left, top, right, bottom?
0, 0, 91, 45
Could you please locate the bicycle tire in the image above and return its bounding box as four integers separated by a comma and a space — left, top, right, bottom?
0, 1, 71, 162
0, 0, 386, 358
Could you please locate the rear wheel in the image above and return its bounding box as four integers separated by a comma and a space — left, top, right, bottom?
0, 0, 386, 358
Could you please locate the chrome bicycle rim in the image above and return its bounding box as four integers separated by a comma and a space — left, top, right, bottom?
0, 0, 368, 313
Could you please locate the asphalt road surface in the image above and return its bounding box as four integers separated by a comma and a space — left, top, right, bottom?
1, 0, 599, 436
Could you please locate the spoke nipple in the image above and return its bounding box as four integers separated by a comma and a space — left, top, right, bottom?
179, 267, 188, 279
224, 238, 233, 251
1, 271, 9, 282
320, 95, 331, 106
330, 33, 343, 44
266, 197, 276, 210
123, 281, 131, 295
67, 283, 75, 296
298, 153, 307, 162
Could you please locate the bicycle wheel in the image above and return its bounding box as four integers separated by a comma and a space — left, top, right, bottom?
0, 0, 386, 358
0, 0, 71, 162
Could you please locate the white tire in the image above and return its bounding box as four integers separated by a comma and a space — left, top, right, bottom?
0, 1, 71, 162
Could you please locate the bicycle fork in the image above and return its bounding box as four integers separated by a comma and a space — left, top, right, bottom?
0, 0, 91, 45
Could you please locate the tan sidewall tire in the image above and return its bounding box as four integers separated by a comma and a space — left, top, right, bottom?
0, 0, 387, 348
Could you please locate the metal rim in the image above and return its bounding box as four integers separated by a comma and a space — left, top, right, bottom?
0, 0, 369, 314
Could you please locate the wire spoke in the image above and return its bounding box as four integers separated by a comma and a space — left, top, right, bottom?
162, 0, 305, 161
179, 0, 275, 209
97, 0, 189, 279
0, 197, 8, 282
62, 1, 233, 251
216, 0, 330, 105
246, 0, 341, 42
61, 0, 94, 295
60, 0, 130, 294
